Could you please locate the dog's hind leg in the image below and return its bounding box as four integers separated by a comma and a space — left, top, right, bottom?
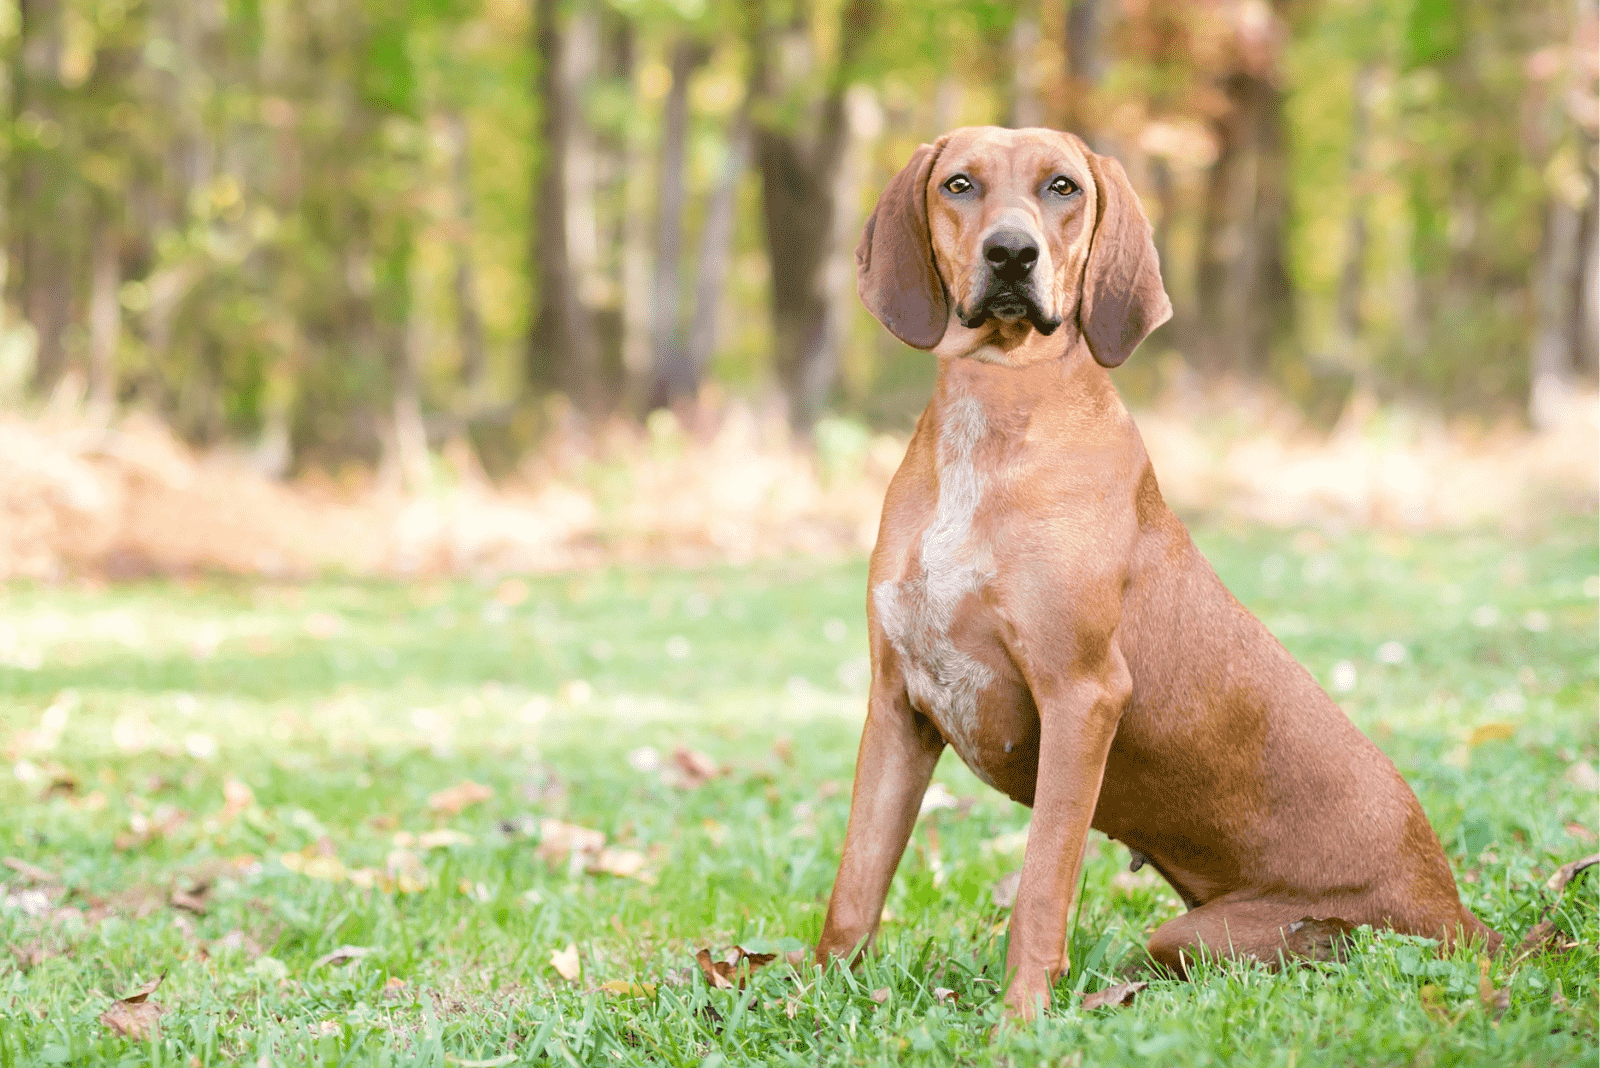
1145, 899, 1357, 977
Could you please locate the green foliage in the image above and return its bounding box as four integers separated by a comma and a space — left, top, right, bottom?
0, 0, 1589, 456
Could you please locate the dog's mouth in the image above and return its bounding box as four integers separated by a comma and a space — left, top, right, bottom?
959, 284, 1061, 336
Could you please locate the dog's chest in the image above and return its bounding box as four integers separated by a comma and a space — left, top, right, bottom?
872, 393, 1002, 773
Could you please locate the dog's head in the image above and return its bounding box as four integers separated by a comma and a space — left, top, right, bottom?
855, 126, 1171, 368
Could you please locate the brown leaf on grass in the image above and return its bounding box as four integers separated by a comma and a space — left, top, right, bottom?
597, 979, 657, 998
1477, 957, 1509, 1021
1283, 916, 1359, 962
1419, 984, 1451, 1023
671, 747, 724, 789
694, 946, 777, 990
40, 769, 78, 800
1467, 722, 1516, 747
870, 987, 890, 1004
426, 780, 493, 816
99, 974, 165, 1040
386, 848, 430, 894
314, 945, 374, 968
2, 857, 59, 885
1508, 854, 1599, 966
8, 941, 59, 971
381, 976, 409, 1000
1081, 981, 1147, 1010
585, 847, 652, 882
209, 929, 263, 959
535, 820, 606, 867
550, 943, 581, 982
991, 871, 1021, 909
221, 778, 255, 820
168, 882, 210, 914
1543, 853, 1599, 894
932, 986, 958, 1005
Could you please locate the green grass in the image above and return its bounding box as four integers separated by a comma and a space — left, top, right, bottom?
0, 517, 1595, 1066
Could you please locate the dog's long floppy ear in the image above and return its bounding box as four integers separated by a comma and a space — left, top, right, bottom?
856, 140, 948, 350
1078, 152, 1172, 368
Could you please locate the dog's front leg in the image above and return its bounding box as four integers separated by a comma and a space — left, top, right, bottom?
816, 663, 945, 964
1003, 648, 1130, 1021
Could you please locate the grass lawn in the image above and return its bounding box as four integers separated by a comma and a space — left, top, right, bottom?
0, 517, 1595, 1066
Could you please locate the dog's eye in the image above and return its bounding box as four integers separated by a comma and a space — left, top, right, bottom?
942, 174, 973, 195
1048, 176, 1080, 197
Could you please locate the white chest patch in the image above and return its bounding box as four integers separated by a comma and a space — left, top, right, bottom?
873, 392, 995, 777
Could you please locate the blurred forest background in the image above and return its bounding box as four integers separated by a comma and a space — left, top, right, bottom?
0, 0, 1595, 579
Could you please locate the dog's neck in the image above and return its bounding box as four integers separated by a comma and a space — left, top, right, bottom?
928, 329, 1116, 453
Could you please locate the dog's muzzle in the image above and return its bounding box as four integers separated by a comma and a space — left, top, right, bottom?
958, 227, 1062, 336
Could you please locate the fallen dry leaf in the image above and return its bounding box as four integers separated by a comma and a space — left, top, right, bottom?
417, 829, 474, 849
387, 848, 430, 893
991, 871, 1021, 909
221, 778, 255, 819
586, 847, 651, 882
870, 987, 890, 1004
598, 979, 657, 997
8, 940, 59, 971
1510, 853, 1598, 966
2, 857, 59, 884
1419, 983, 1452, 1023
168, 882, 209, 914
426, 780, 493, 816
551, 943, 581, 982
1566, 762, 1600, 792
671, 747, 723, 788
1543, 853, 1599, 895
1477, 957, 1509, 1021
99, 973, 165, 1040
932, 986, 958, 1005
536, 820, 606, 868
381, 976, 409, 1000
694, 946, 777, 990
314, 945, 374, 968
1467, 722, 1516, 747
1081, 981, 1147, 1010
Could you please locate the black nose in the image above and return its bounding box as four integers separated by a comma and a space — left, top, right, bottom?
982, 228, 1039, 281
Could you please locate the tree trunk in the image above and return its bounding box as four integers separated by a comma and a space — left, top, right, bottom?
1528, 186, 1582, 429
527, 0, 598, 408
684, 102, 753, 404
1062, 0, 1106, 146
1005, 1, 1042, 129
647, 38, 711, 410
15, 0, 72, 393
1333, 64, 1376, 361
389, 300, 432, 493
753, 0, 882, 432
444, 110, 487, 398
1192, 54, 1294, 377
87, 218, 121, 416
